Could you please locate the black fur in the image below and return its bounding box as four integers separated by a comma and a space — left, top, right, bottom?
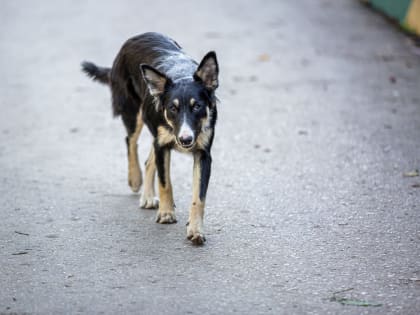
81, 61, 110, 85
154, 145, 168, 188
198, 151, 212, 201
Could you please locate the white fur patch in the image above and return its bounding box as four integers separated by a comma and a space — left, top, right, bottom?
178, 114, 194, 141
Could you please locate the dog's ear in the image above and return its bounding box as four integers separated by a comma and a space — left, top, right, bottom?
140, 64, 171, 97
194, 51, 219, 91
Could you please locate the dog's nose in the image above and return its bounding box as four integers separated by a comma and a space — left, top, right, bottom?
179, 135, 193, 146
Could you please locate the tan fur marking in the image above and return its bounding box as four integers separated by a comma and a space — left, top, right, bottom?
128, 110, 144, 192
187, 155, 205, 243
133, 110, 144, 139
196, 128, 212, 150
139, 146, 158, 209
156, 149, 176, 223
196, 107, 213, 150
190, 98, 196, 106
157, 126, 176, 146
173, 98, 179, 107
163, 110, 174, 129
191, 159, 202, 203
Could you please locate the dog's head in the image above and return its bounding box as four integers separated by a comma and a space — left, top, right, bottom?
140, 52, 218, 149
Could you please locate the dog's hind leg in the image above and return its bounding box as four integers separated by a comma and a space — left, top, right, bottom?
123, 110, 144, 193
139, 145, 159, 209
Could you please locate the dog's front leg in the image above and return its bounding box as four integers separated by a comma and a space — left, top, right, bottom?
155, 145, 177, 224
187, 150, 211, 245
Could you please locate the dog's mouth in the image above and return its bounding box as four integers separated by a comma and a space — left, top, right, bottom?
182, 143, 194, 149
176, 138, 195, 149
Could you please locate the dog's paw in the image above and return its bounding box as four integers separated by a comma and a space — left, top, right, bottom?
156, 211, 177, 224
187, 225, 206, 245
139, 194, 159, 209
128, 170, 142, 193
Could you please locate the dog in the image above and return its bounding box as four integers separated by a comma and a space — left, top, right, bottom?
81, 32, 218, 245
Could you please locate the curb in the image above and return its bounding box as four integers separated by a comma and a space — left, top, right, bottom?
362, 0, 420, 36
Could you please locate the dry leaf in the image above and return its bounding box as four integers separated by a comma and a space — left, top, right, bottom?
403, 170, 419, 177
258, 53, 271, 62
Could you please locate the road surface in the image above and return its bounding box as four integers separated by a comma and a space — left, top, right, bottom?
1, 0, 419, 314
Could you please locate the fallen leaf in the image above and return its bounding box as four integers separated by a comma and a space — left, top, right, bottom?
258, 53, 271, 62
403, 170, 419, 177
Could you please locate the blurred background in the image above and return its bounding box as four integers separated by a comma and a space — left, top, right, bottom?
1, 1, 419, 314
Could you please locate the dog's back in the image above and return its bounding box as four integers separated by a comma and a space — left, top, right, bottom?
113, 32, 197, 81
82, 32, 196, 117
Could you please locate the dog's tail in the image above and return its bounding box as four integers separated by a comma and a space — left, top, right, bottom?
81, 61, 111, 85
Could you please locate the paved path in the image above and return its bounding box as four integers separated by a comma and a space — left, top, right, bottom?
1, 0, 419, 314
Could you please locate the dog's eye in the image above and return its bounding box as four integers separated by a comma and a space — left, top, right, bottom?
168, 104, 178, 113
192, 103, 201, 112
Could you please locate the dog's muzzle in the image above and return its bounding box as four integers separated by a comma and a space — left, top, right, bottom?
179, 135, 194, 147
178, 121, 195, 148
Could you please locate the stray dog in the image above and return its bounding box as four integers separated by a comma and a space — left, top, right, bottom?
81, 32, 218, 245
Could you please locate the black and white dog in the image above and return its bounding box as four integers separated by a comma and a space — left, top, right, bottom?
82, 32, 218, 244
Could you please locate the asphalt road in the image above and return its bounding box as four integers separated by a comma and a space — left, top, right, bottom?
1, 0, 419, 314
